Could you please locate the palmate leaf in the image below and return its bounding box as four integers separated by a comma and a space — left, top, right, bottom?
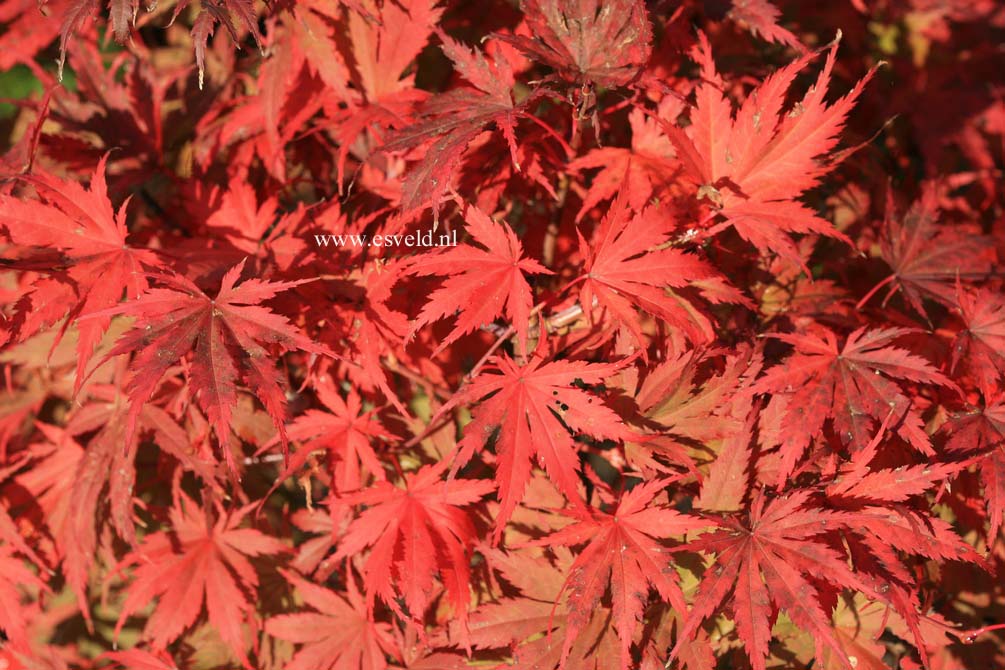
382, 30, 526, 212
332, 464, 494, 643
42, 0, 266, 83
406, 202, 551, 356
2, 2, 1002, 668
101, 648, 179, 670
113, 494, 287, 668
266, 382, 393, 497
535, 479, 707, 670
670, 491, 880, 670
0, 156, 161, 393
81, 260, 332, 473
265, 570, 399, 670
449, 545, 630, 670
568, 96, 685, 219
576, 189, 719, 347
0, 546, 49, 653
726, 0, 805, 50
0, 0, 64, 70
952, 287, 1005, 390
944, 395, 1005, 542
754, 327, 955, 485
860, 183, 996, 316
437, 351, 635, 538
495, 0, 653, 88
664, 32, 875, 263
315, 0, 442, 191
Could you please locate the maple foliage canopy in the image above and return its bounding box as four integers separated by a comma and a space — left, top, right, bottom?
1, 0, 1004, 669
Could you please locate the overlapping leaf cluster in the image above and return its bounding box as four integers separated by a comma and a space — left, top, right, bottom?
1, 1, 1004, 669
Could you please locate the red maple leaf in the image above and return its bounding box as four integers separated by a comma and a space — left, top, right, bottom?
824, 414, 964, 504
576, 190, 719, 347
633, 345, 761, 491
671, 491, 880, 670
664, 33, 874, 263
537, 479, 708, 670
754, 327, 955, 484
951, 286, 1005, 391
174, 0, 265, 88
336, 259, 413, 416
0, 0, 63, 71
382, 31, 527, 212
45, 0, 265, 84
496, 0, 653, 88
113, 494, 287, 667
944, 396, 1005, 542
726, 0, 805, 51
406, 202, 551, 356
569, 96, 685, 219
0, 546, 48, 653
100, 648, 179, 670
265, 569, 400, 670
0, 156, 161, 393
438, 352, 634, 537
82, 260, 332, 471
859, 184, 995, 316
313, 0, 442, 191
332, 464, 494, 643
265, 381, 394, 496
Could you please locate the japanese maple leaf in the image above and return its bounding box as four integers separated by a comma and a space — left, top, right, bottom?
205, 180, 288, 260
951, 287, 1005, 390
632, 345, 760, 485
107, 0, 138, 42
450, 546, 624, 670
42, 41, 167, 191
113, 494, 287, 667
58, 393, 149, 627
53, 375, 219, 628
576, 191, 718, 347
726, 0, 804, 51
47, 1, 263, 83
437, 352, 634, 536
665, 34, 874, 263
537, 479, 707, 670
0, 156, 160, 392
0, 546, 49, 653
496, 0, 653, 88
824, 415, 964, 504
382, 32, 526, 211
0, 0, 63, 71
670, 491, 878, 670
831, 503, 983, 664
754, 327, 955, 485
944, 396, 1005, 542
173, 1, 265, 88
568, 96, 685, 219
290, 506, 336, 578
101, 648, 179, 670
318, 0, 442, 190
447, 544, 568, 645
407, 203, 551, 355
265, 382, 394, 496
83, 260, 331, 472
339, 0, 440, 103
265, 570, 400, 670
337, 260, 412, 416
42, 0, 140, 77
859, 184, 995, 316
332, 464, 494, 641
